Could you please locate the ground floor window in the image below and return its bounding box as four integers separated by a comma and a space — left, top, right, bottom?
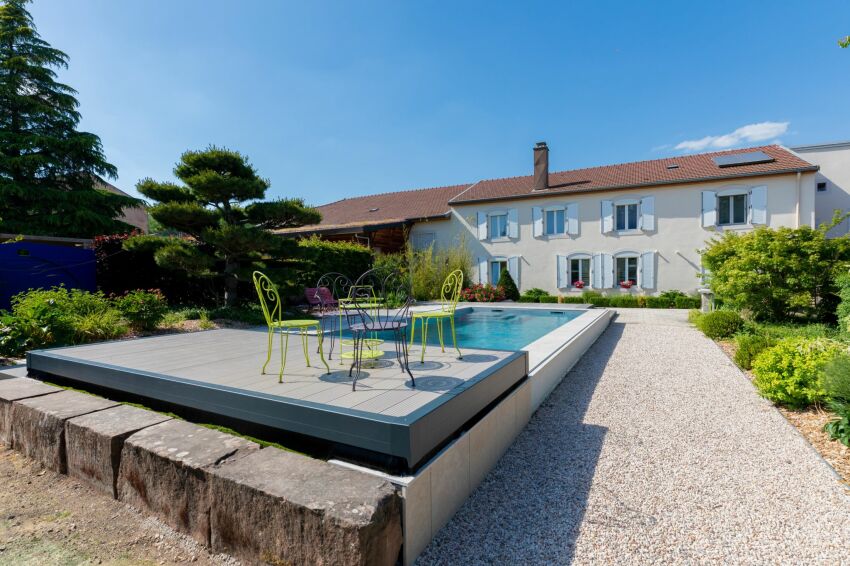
570, 257, 590, 287
616, 256, 638, 285
490, 259, 507, 284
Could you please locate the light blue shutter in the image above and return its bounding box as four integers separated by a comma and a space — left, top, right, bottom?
556, 255, 567, 288
566, 203, 579, 235
750, 185, 767, 225
640, 196, 655, 231
478, 257, 488, 283
591, 254, 603, 289
701, 191, 717, 227
640, 250, 656, 289
508, 256, 520, 288
532, 207, 543, 237
507, 208, 519, 238
601, 200, 614, 233
601, 253, 615, 288
477, 212, 487, 240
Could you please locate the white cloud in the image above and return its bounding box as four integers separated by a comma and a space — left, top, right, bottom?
674, 121, 789, 152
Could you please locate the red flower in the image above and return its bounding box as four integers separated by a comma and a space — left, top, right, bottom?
573, 280, 585, 289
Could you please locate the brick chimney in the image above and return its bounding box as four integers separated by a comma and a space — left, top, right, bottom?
533, 141, 548, 191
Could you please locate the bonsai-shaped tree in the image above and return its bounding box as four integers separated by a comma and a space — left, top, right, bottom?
128, 146, 320, 305
498, 267, 520, 301
0, 0, 138, 237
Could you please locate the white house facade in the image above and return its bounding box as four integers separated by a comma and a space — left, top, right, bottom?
791, 141, 850, 237
282, 142, 831, 296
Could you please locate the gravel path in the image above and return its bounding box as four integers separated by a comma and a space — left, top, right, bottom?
416, 309, 850, 565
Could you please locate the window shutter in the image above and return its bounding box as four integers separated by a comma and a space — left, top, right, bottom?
701, 191, 717, 228
591, 254, 602, 288
750, 185, 767, 225
556, 254, 566, 288
601, 253, 615, 288
566, 203, 579, 235
640, 196, 655, 231
477, 212, 487, 240
507, 208, 519, 238
478, 257, 488, 284
640, 250, 656, 289
601, 200, 614, 233
508, 255, 520, 287
532, 207, 543, 237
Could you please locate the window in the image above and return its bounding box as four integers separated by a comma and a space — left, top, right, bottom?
490, 259, 507, 284
616, 256, 638, 285
488, 213, 508, 239
411, 232, 435, 250
570, 258, 590, 287
718, 193, 747, 225
817, 182, 827, 192
615, 203, 638, 231
545, 208, 566, 235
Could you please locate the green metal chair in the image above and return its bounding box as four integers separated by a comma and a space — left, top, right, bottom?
409, 269, 464, 362
253, 271, 329, 382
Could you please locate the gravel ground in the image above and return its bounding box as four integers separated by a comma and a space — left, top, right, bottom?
416, 309, 850, 565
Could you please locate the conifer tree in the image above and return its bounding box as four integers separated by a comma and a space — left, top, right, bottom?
0, 0, 138, 237
130, 146, 321, 305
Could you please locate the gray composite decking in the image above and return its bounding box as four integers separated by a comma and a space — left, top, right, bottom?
26, 328, 527, 469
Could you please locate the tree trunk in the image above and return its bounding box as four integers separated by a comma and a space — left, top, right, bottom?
224, 257, 239, 306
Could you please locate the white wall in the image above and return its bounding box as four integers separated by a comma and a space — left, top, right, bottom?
410, 172, 816, 295
792, 142, 850, 237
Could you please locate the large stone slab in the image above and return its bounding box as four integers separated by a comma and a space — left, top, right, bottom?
117, 419, 258, 545
10, 389, 119, 472
0, 377, 60, 445
0, 366, 30, 379
209, 448, 402, 566
66, 405, 172, 498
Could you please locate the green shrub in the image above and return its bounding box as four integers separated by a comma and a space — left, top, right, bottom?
295, 236, 374, 288
688, 309, 703, 324
520, 288, 549, 301
659, 290, 686, 303
695, 310, 744, 339
674, 295, 701, 309
497, 268, 520, 301
517, 296, 538, 303
403, 237, 474, 301
823, 401, 850, 447
538, 294, 560, 303
608, 295, 640, 308
752, 338, 845, 408
559, 296, 586, 304
646, 296, 670, 309
836, 271, 850, 333
0, 287, 127, 357
734, 333, 776, 370
820, 353, 850, 402
208, 303, 267, 325
581, 291, 610, 307
700, 224, 850, 321
114, 289, 169, 331
743, 322, 839, 341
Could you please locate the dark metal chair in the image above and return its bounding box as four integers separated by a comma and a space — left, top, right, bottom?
313, 273, 355, 361
347, 267, 415, 391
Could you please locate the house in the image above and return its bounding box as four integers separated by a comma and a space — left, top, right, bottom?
280, 143, 839, 295
790, 141, 850, 237
96, 176, 149, 233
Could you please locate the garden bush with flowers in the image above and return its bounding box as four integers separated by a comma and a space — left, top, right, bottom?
460, 283, 505, 302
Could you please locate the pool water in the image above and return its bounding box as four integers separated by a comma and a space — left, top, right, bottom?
341, 307, 582, 352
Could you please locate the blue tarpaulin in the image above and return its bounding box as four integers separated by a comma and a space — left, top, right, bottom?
0, 241, 97, 310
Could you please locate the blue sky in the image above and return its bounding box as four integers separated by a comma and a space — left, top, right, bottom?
30, 0, 850, 205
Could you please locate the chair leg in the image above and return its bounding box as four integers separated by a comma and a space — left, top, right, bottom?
316, 324, 330, 374
408, 316, 417, 346
449, 316, 462, 359
279, 331, 289, 383
348, 331, 358, 377
421, 318, 428, 364
437, 318, 445, 352
262, 328, 273, 374
301, 328, 311, 367
352, 331, 363, 391
400, 331, 415, 387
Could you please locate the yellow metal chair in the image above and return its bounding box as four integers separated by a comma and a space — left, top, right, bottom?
253, 271, 329, 382
409, 269, 464, 362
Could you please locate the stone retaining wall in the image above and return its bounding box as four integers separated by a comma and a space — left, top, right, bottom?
0, 370, 403, 565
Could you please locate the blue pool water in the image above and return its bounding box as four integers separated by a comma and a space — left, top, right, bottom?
341, 307, 582, 351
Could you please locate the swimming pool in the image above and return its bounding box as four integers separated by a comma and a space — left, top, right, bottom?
341, 307, 583, 352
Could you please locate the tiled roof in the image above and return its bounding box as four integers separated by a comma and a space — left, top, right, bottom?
276, 183, 469, 234
451, 145, 816, 204
282, 145, 816, 233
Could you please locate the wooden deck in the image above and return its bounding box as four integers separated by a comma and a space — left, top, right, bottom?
27, 328, 527, 470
